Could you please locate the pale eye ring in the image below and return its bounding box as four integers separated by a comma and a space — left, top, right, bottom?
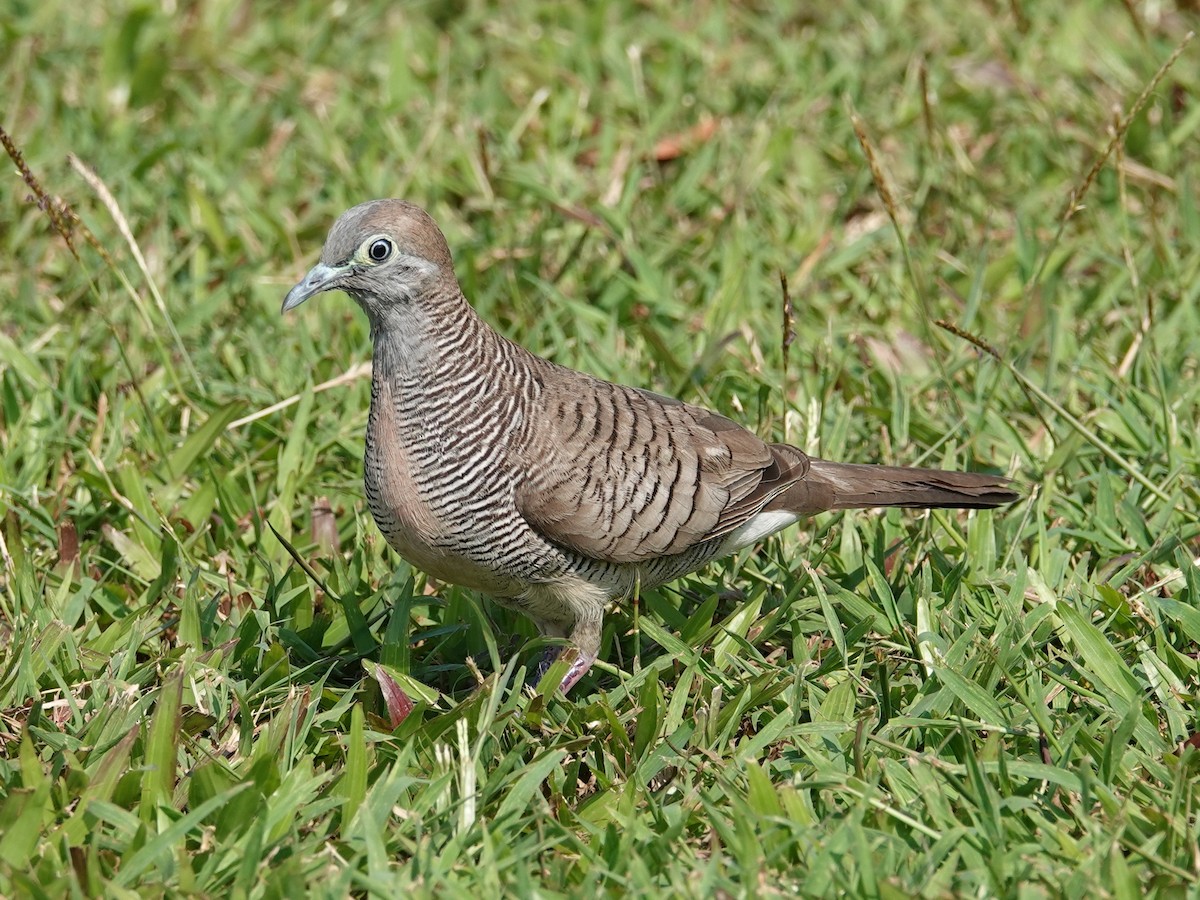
368, 238, 393, 262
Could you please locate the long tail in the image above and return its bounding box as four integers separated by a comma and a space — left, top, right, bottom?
774, 457, 1019, 516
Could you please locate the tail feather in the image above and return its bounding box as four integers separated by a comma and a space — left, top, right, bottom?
776, 458, 1019, 515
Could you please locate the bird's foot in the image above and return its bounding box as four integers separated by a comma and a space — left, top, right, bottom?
531, 646, 597, 694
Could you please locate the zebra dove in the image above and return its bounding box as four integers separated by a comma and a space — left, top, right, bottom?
282, 200, 1017, 692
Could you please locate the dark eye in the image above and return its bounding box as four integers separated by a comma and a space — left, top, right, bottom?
368, 239, 392, 262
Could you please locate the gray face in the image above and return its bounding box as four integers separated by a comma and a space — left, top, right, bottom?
281, 199, 454, 314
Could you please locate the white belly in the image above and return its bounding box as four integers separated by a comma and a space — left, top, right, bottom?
719, 510, 798, 555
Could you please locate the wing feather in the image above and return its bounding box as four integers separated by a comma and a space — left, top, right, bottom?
517, 377, 809, 563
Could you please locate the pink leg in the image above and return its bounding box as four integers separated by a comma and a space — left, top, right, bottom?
532, 612, 602, 694
532, 648, 597, 696
531, 646, 598, 694
558, 648, 598, 694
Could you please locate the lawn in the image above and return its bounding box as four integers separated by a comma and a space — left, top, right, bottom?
2, 1, 1199, 895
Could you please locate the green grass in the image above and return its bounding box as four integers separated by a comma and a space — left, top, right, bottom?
2, 0, 1199, 895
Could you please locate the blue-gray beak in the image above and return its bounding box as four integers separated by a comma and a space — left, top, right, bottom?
281, 262, 347, 313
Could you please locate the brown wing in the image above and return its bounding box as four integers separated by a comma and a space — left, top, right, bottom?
516, 375, 809, 563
